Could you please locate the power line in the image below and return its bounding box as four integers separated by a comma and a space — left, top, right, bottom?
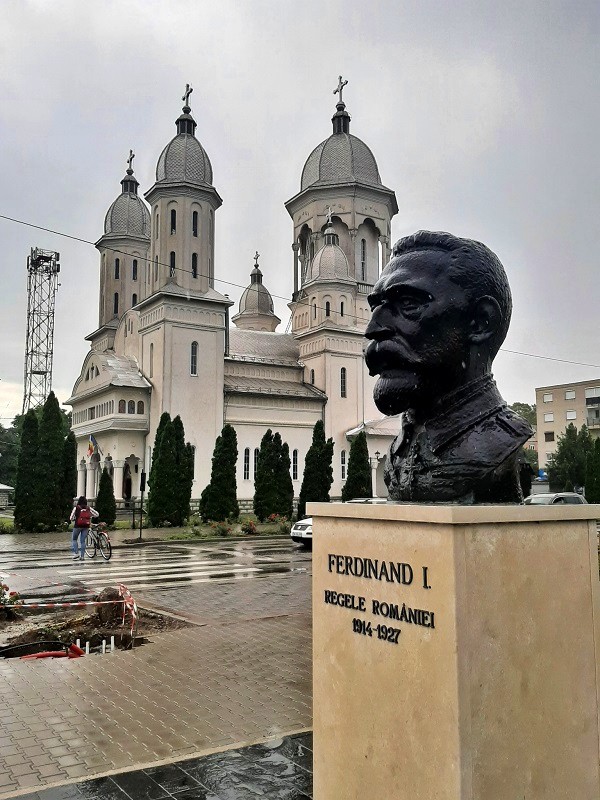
1, 213, 600, 371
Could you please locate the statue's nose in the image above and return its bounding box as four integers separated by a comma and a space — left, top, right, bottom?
365, 316, 393, 342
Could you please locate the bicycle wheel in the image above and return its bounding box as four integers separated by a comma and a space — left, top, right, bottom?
85, 532, 96, 558
98, 533, 112, 561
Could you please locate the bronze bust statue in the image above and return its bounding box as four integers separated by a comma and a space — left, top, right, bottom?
364, 230, 532, 504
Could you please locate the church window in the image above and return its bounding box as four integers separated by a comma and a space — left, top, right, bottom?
113, 292, 119, 315
118, 399, 126, 413
89, 407, 96, 421
154, 256, 158, 282
192, 211, 198, 237
132, 293, 137, 306
149, 343, 154, 378
243, 448, 250, 480
325, 301, 331, 317
170, 209, 176, 234
340, 301, 344, 317
361, 239, 367, 281
132, 260, 138, 280
155, 212, 159, 238
341, 450, 346, 480
190, 341, 198, 376
310, 369, 315, 385
114, 258, 120, 279
313, 302, 317, 319
127, 400, 135, 414
170, 251, 176, 277
85, 370, 89, 381
340, 367, 347, 398
292, 449, 298, 480
137, 401, 144, 414
254, 448, 260, 476
192, 253, 198, 278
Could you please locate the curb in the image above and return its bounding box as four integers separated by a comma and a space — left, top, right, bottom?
116, 532, 290, 548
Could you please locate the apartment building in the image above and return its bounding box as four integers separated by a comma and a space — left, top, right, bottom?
535, 378, 600, 468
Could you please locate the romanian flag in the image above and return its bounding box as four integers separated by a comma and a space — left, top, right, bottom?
87, 434, 102, 457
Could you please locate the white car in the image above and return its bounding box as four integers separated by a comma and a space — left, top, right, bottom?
291, 517, 312, 547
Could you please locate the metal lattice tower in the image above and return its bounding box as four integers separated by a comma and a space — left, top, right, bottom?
22, 248, 61, 413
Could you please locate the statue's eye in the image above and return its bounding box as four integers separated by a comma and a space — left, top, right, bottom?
386, 288, 429, 313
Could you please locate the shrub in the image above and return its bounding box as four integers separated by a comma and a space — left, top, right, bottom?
210, 521, 232, 537
240, 518, 257, 535
200, 425, 239, 522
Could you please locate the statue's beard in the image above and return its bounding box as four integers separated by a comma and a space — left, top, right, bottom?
373, 370, 428, 416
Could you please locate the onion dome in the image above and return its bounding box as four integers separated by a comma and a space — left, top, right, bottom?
232, 252, 281, 332
156, 86, 213, 186
103, 153, 150, 237
300, 88, 381, 191
309, 224, 351, 281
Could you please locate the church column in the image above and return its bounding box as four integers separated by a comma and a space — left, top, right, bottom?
113, 460, 125, 501
379, 235, 390, 270
77, 462, 86, 498
85, 463, 96, 500
292, 243, 300, 297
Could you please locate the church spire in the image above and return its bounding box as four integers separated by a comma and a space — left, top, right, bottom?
176, 82, 197, 136
250, 251, 263, 284
332, 75, 350, 134
120, 149, 139, 194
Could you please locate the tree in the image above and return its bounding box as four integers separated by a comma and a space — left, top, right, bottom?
297, 420, 334, 519
61, 431, 78, 520
147, 419, 179, 525
36, 392, 65, 529
172, 415, 193, 525
341, 432, 371, 501
547, 423, 593, 492
584, 439, 600, 504
13, 410, 39, 530
149, 411, 171, 489
95, 467, 117, 524
508, 402, 536, 427
199, 424, 239, 522
253, 430, 294, 521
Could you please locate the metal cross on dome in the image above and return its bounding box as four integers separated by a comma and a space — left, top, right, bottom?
182, 83, 193, 106
254, 251, 260, 267
333, 75, 348, 103
127, 150, 135, 170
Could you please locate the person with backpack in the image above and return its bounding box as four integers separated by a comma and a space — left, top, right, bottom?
69, 496, 99, 560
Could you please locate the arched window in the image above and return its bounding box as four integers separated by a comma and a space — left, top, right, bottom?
310, 369, 315, 385
292, 449, 298, 481
127, 400, 135, 414
113, 292, 119, 316
361, 238, 367, 281
169, 251, 176, 277
149, 343, 154, 378
192, 253, 198, 278
340, 301, 344, 317
114, 258, 120, 279
254, 447, 260, 476
137, 401, 144, 414
155, 211, 159, 238
154, 256, 158, 282
313, 303, 317, 319
190, 341, 198, 376
340, 367, 347, 398
132, 293, 137, 306
132, 259, 138, 281
192, 211, 198, 237
325, 301, 331, 317
243, 448, 250, 480
118, 399, 126, 413
341, 450, 347, 480
170, 209, 176, 234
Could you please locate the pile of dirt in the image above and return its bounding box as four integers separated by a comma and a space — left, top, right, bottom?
1, 607, 191, 652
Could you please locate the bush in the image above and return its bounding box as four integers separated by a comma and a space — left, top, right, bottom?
210, 520, 232, 537
240, 518, 258, 535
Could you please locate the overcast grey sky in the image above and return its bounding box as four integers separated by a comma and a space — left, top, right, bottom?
0, 0, 598, 423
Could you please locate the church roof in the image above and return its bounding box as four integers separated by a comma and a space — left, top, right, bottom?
309, 228, 351, 282
224, 376, 325, 400
104, 353, 151, 389
301, 132, 382, 191
155, 89, 213, 186
103, 163, 150, 238
228, 329, 300, 365
346, 416, 402, 438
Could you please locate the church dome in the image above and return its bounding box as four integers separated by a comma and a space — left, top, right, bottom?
301, 133, 381, 191
232, 254, 281, 332
104, 161, 150, 238
156, 88, 213, 186
309, 225, 351, 281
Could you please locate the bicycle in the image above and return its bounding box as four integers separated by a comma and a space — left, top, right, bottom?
85, 522, 112, 561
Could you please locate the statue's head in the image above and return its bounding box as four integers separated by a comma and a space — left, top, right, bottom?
365, 231, 512, 418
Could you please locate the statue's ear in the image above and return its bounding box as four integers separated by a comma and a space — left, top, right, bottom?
468, 296, 501, 344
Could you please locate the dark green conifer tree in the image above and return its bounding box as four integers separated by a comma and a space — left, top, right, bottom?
13, 410, 39, 530
585, 438, 600, 503
61, 431, 78, 520
341, 431, 372, 501
253, 429, 277, 521
95, 467, 117, 524
199, 424, 239, 521
36, 392, 65, 529
149, 412, 171, 489
548, 423, 593, 491
277, 438, 294, 520
147, 419, 179, 525
297, 420, 334, 519
171, 415, 193, 525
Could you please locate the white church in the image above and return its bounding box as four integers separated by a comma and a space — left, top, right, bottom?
67, 81, 401, 509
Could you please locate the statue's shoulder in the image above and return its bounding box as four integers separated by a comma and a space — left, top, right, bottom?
494, 407, 534, 442
448, 406, 533, 467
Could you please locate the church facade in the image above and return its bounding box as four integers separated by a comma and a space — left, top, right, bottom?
67, 83, 400, 507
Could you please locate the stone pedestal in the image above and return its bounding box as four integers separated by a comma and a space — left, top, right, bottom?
308, 502, 600, 800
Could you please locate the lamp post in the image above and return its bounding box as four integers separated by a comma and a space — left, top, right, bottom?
370, 451, 381, 498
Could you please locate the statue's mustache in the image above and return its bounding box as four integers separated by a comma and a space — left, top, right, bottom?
365, 338, 422, 376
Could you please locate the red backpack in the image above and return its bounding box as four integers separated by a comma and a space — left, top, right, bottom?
76, 506, 92, 528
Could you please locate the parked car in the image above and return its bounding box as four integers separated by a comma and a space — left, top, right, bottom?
291, 517, 312, 547
523, 492, 588, 505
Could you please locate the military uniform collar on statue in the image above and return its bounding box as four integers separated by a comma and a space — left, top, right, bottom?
385, 375, 533, 504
